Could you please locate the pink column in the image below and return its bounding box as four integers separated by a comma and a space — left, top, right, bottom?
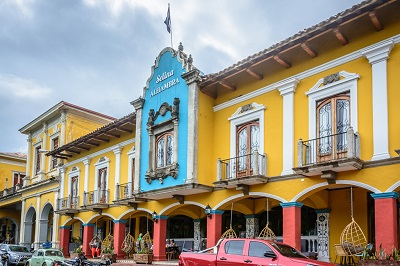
82, 224, 95, 258
59, 226, 71, 257
153, 216, 167, 261
280, 202, 303, 250
372, 192, 399, 251
206, 210, 224, 248
113, 220, 127, 259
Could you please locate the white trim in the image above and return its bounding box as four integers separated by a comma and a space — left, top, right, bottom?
277, 78, 299, 175
362, 40, 394, 161
113, 146, 122, 200
306, 71, 359, 141
229, 103, 266, 159
94, 156, 110, 191
127, 146, 135, 196
213, 34, 400, 112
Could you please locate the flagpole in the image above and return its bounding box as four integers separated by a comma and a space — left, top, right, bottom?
169, 3, 173, 48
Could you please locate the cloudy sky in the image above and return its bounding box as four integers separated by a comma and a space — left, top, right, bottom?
0, 0, 362, 153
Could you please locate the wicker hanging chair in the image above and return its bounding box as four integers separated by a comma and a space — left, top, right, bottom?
121, 233, 135, 254
340, 217, 367, 255
140, 231, 153, 252
258, 224, 277, 241
339, 187, 367, 255
221, 226, 237, 239
101, 233, 114, 255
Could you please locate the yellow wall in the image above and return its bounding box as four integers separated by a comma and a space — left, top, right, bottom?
66, 114, 108, 144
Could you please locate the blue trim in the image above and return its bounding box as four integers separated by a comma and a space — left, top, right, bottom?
280, 202, 304, 208
159, 215, 169, 220
245, 215, 257, 219
371, 192, 400, 199
82, 223, 95, 227
315, 208, 331, 214
210, 210, 224, 215
113, 220, 128, 224
193, 219, 202, 222
59, 226, 71, 229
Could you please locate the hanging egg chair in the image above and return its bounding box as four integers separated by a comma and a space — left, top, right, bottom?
140, 231, 153, 252
101, 233, 114, 255
258, 224, 277, 241
221, 226, 238, 239
121, 233, 135, 254
339, 187, 367, 255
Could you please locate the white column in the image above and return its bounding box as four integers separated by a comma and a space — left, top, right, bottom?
113, 147, 122, 200
19, 199, 26, 245
25, 134, 32, 186
182, 69, 201, 183
59, 166, 66, 199
83, 157, 91, 193
52, 190, 59, 248
35, 196, 41, 249
60, 110, 67, 146
39, 123, 48, 181
131, 98, 144, 194
362, 40, 394, 161
277, 78, 299, 175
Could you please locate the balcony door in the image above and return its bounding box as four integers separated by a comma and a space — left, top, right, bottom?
236, 120, 260, 177
71, 176, 78, 208
317, 93, 350, 161
98, 168, 107, 203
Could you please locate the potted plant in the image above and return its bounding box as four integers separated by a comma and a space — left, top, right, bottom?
70, 245, 83, 259
359, 244, 400, 265
133, 248, 153, 264
101, 247, 117, 263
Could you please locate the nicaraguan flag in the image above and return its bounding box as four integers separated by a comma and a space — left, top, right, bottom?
164, 4, 171, 33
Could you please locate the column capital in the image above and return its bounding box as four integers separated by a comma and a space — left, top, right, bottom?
59, 226, 71, 229
362, 40, 394, 64
371, 192, 400, 199
82, 223, 95, 227
131, 97, 145, 110
277, 78, 299, 96
113, 220, 127, 224
112, 146, 122, 155
280, 202, 304, 208
315, 208, 331, 214
83, 157, 91, 165
210, 210, 224, 215
181, 69, 201, 85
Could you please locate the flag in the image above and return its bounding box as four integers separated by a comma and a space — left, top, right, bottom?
164, 4, 171, 33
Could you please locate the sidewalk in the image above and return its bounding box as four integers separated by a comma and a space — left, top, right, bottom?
113, 259, 178, 265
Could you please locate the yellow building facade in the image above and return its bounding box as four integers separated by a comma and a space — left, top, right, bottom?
2, 0, 400, 264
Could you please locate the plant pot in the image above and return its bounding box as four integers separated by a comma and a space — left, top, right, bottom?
133, 254, 154, 264
359, 260, 400, 266
102, 254, 117, 263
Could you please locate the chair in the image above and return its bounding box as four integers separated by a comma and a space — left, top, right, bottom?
334, 244, 356, 266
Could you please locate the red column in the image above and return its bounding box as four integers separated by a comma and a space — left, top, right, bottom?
372, 192, 399, 251
59, 226, 71, 257
113, 220, 127, 259
206, 211, 224, 248
281, 202, 303, 250
153, 216, 167, 261
82, 224, 95, 258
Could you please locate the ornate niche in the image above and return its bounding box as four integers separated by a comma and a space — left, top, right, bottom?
145, 98, 180, 184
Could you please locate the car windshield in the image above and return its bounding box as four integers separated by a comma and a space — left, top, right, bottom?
45, 250, 63, 257
8, 246, 29, 252
270, 242, 307, 258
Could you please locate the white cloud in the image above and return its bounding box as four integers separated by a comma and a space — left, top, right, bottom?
0, 74, 52, 100
2, 0, 35, 19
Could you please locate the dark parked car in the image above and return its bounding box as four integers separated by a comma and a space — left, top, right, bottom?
0, 244, 32, 266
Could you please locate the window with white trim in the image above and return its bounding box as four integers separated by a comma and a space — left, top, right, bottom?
50, 136, 59, 169
94, 157, 110, 203
34, 145, 41, 175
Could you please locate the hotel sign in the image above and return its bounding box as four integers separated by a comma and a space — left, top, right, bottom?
150, 69, 180, 97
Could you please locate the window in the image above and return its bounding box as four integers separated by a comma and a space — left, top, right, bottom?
98, 167, 107, 202
248, 241, 273, 258
156, 132, 174, 168
71, 176, 78, 207
236, 121, 260, 175
35, 146, 41, 174
224, 240, 245, 255
94, 157, 110, 203
317, 93, 350, 160
51, 137, 59, 169
13, 172, 25, 186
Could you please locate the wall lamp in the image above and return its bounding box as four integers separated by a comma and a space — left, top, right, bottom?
204, 204, 212, 219
152, 211, 158, 223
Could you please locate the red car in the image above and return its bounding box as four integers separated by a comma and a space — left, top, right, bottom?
179, 238, 335, 266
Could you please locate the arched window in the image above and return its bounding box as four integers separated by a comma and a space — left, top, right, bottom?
236, 121, 260, 175
156, 131, 174, 168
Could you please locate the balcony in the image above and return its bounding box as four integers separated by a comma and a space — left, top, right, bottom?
214, 151, 268, 190
113, 182, 146, 206
293, 128, 363, 180
0, 184, 23, 199
55, 196, 80, 215
81, 189, 110, 212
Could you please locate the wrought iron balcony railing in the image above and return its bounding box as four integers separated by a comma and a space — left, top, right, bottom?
297, 127, 360, 167
57, 196, 79, 210
115, 182, 133, 200
217, 151, 267, 181
83, 189, 110, 205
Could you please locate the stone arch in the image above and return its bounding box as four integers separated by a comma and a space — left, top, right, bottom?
39, 202, 54, 244
61, 217, 85, 227
214, 192, 286, 210
23, 206, 36, 246
0, 216, 20, 244
117, 208, 153, 220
